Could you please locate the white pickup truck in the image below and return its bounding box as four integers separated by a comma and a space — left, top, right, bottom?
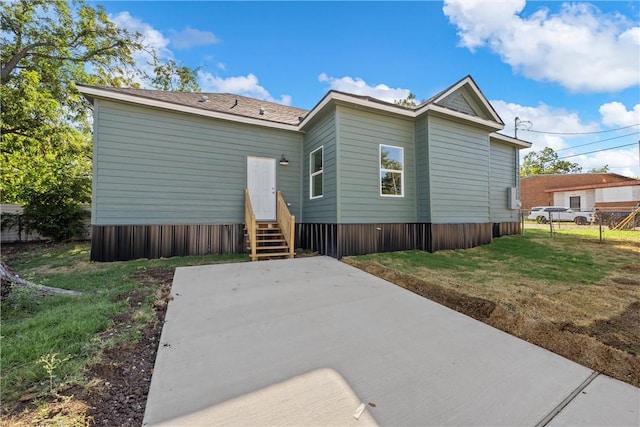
527, 206, 594, 225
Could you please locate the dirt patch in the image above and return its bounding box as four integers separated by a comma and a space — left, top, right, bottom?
345, 260, 496, 321
561, 302, 640, 356
611, 277, 640, 286
81, 268, 174, 427
346, 259, 640, 388
4, 267, 176, 427
624, 264, 640, 273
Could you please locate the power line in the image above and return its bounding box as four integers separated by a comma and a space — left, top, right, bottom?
558, 142, 638, 159
555, 131, 640, 152
524, 123, 639, 135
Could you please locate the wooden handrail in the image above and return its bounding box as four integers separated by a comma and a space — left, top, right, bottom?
277, 191, 295, 257
245, 189, 257, 261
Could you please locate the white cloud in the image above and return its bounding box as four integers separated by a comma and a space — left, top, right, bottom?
168, 27, 220, 50
216, 62, 226, 70
110, 11, 171, 59
318, 73, 412, 103
443, 0, 640, 92
198, 71, 292, 105
599, 102, 640, 127
493, 99, 639, 177
573, 148, 639, 178
109, 12, 172, 86
492, 100, 597, 151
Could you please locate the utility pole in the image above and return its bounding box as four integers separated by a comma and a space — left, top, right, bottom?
514, 117, 532, 139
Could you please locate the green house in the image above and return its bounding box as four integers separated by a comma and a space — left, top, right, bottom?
79, 75, 531, 261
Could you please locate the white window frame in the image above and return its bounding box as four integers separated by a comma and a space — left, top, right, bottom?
379, 144, 404, 197
310, 146, 324, 199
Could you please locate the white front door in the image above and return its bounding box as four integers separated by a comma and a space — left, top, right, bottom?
247, 156, 276, 221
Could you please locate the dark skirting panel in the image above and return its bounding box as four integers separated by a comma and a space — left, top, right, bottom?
297, 222, 520, 258
493, 222, 521, 238
92, 221, 523, 262
91, 224, 245, 262
297, 223, 431, 258
430, 223, 493, 252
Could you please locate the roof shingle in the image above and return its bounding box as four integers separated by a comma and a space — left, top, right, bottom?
88, 87, 309, 126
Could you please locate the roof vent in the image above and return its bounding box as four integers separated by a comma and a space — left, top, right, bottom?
231, 99, 238, 109
199, 95, 209, 102
259, 107, 265, 115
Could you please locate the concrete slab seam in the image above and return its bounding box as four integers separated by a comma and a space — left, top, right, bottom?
535, 371, 600, 427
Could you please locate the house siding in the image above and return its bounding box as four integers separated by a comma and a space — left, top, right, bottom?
415, 117, 431, 222
93, 100, 302, 225
428, 116, 490, 223
336, 106, 416, 223
302, 111, 337, 223
489, 140, 519, 222
85, 79, 531, 262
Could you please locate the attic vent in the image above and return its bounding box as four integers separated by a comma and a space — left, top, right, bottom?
259, 107, 265, 115
199, 95, 208, 102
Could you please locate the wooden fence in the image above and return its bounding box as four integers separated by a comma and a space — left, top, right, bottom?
1, 204, 91, 243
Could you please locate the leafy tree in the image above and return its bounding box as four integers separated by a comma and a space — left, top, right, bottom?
1, 1, 201, 239
1, 0, 143, 238
520, 147, 583, 177
394, 93, 418, 108
588, 165, 610, 173
1, 0, 144, 127
150, 58, 200, 92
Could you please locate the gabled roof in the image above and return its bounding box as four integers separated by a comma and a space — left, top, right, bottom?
424, 75, 504, 125
77, 76, 528, 148
299, 79, 506, 133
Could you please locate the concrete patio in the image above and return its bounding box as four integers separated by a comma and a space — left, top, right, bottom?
143, 257, 639, 426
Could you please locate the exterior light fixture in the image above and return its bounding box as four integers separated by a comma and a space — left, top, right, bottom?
279, 155, 289, 166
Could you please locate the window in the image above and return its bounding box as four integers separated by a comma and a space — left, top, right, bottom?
380, 144, 404, 197
569, 196, 580, 210
310, 146, 323, 199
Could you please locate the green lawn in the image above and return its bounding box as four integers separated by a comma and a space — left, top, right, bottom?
1, 242, 247, 411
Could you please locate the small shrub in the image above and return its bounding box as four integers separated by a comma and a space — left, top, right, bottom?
4, 283, 40, 312
22, 199, 89, 242
39, 353, 71, 394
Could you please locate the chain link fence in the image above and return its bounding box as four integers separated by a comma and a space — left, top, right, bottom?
519, 205, 639, 243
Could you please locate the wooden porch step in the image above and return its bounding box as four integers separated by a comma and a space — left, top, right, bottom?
255, 245, 289, 251
255, 252, 294, 258
256, 232, 284, 237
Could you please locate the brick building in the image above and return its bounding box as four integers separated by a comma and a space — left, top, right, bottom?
521, 173, 639, 211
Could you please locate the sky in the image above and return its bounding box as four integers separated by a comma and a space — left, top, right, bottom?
90, 0, 640, 177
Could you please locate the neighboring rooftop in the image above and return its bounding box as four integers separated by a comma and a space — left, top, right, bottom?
545, 179, 640, 193
522, 173, 638, 185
